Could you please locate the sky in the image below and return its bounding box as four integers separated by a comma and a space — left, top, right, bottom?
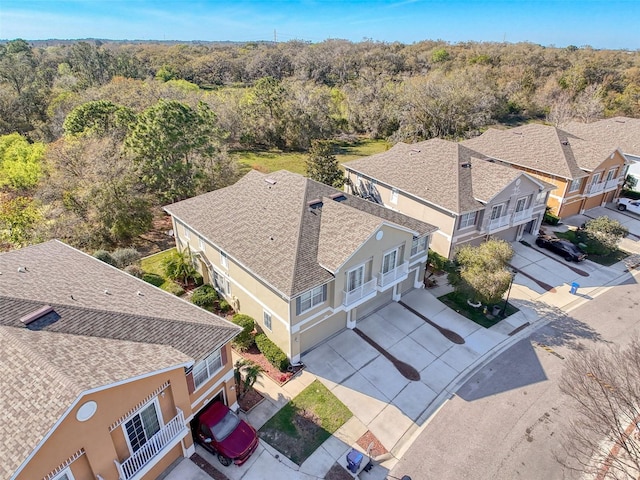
1, 0, 639, 50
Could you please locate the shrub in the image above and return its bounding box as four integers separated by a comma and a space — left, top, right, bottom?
193, 272, 204, 287
578, 216, 628, 255
111, 248, 141, 268
163, 281, 185, 296
255, 333, 289, 371
219, 300, 231, 313
427, 249, 452, 273
622, 188, 640, 200
93, 250, 116, 266
142, 272, 165, 287
543, 209, 560, 226
231, 314, 256, 351
191, 284, 218, 309
124, 264, 143, 278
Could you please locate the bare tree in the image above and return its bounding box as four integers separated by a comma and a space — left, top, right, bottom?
559, 339, 640, 479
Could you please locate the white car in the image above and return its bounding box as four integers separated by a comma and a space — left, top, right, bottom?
617, 198, 640, 215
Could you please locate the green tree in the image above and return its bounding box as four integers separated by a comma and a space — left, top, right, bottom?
448, 238, 514, 305
579, 216, 628, 255
0, 196, 42, 248
125, 99, 229, 202
234, 359, 264, 399
623, 174, 638, 191
305, 140, 345, 188
63, 100, 134, 138
0, 133, 45, 191
0, 39, 36, 96
240, 76, 286, 148
162, 247, 198, 286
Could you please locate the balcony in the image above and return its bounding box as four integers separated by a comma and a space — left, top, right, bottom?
486, 214, 511, 233
343, 278, 377, 308
588, 182, 605, 195
512, 207, 534, 225
605, 178, 620, 190
377, 262, 409, 290
115, 408, 187, 480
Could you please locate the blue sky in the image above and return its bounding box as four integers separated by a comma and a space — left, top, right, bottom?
1, 0, 638, 49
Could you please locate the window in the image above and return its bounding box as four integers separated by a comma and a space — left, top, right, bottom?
568, 178, 582, 193
607, 168, 617, 181
263, 311, 272, 331
184, 228, 191, 240
193, 349, 223, 389
411, 236, 428, 256
346, 265, 365, 292
296, 284, 327, 314
213, 270, 230, 296
382, 248, 399, 274
536, 190, 548, 204
490, 204, 504, 220
590, 172, 601, 185
515, 197, 528, 212
124, 400, 161, 453
199, 237, 205, 251
52, 468, 75, 480
220, 251, 228, 268
390, 188, 399, 204
459, 211, 477, 229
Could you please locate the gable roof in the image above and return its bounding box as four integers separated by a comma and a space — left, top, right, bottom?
344, 139, 483, 214
563, 116, 640, 158
462, 124, 598, 180
164, 170, 437, 298
0, 240, 240, 479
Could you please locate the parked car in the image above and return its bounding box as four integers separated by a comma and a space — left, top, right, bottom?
194, 402, 259, 466
617, 198, 640, 215
536, 234, 587, 262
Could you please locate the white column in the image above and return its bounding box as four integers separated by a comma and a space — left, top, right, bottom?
412, 267, 422, 289
346, 309, 356, 329
392, 283, 401, 302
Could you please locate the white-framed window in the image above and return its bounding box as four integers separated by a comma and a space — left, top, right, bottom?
184, 228, 191, 240
263, 311, 272, 331
411, 236, 428, 256
590, 172, 601, 186
199, 237, 205, 251
346, 264, 365, 292
296, 284, 327, 315
515, 196, 528, 212
123, 399, 162, 454
382, 247, 401, 274
606, 168, 617, 181
193, 349, 223, 389
220, 251, 228, 268
459, 211, 477, 229
390, 188, 399, 204
490, 204, 504, 220
536, 190, 548, 204
52, 468, 75, 480
213, 270, 231, 296
568, 178, 583, 193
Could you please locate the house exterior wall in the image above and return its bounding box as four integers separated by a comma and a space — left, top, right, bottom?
188, 343, 238, 415
17, 368, 191, 480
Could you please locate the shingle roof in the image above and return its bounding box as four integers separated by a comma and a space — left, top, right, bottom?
462, 124, 596, 179
0, 240, 241, 479
344, 139, 483, 214
164, 170, 437, 298
563, 117, 640, 158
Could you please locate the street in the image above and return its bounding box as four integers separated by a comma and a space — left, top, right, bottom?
390, 277, 640, 480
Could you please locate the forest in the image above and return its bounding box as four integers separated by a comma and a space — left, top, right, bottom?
1, 38, 639, 252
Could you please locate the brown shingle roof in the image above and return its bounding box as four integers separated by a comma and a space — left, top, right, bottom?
563, 116, 640, 158
462, 124, 593, 179
345, 139, 483, 214
164, 170, 437, 298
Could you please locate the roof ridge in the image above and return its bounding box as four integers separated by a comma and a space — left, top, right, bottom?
289, 177, 316, 294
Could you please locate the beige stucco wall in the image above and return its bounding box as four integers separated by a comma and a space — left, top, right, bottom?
18, 368, 191, 480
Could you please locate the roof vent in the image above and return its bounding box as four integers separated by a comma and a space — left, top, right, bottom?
615, 119, 626, 123
307, 199, 323, 209
561, 140, 570, 146
20, 305, 54, 326
329, 193, 347, 202
461, 163, 472, 169
17, 266, 27, 273
410, 148, 421, 154
513, 131, 523, 135
104, 289, 111, 295
264, 178, 277, 185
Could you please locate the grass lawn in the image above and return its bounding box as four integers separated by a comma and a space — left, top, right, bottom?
554, 231, 629, 266
439, 291, 519, 329
258, 379, 352, 465
140, 248, 185, 295
232, 138, 390, 176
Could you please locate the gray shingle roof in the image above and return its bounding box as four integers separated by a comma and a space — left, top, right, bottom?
164, 170, 437, 298
0, 240, 241, 479
345, 139, 483, 214
563, 117, 640, 158
462, 124, 596, 179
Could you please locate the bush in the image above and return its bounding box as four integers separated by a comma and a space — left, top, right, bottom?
427, 249, 452, 273
93, 250, 117, 266
111, 248, 141, 268
163, 281, 185, 296
124, 264, 143, 278
622, 189, 640, 200
255, 333, 289, 372
193, 272, 204, 287
231, 314, 256, 351
142, 272, 165, 287
219, 300, 231, 313
543, 210, 560, 226
191, 284, 218, 309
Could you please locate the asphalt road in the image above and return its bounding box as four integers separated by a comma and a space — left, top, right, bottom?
389, 276, 640, 480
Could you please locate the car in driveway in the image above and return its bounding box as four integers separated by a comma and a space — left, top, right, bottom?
617, 198, 640, 215
536, 234, 587, 262
194, 402, 259, 466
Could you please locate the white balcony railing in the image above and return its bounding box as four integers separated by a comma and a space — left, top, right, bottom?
343, 278, 377, 307
588, 182, 605, 195
605, 178, 620, 190
116, 408, 186, 480
486, 215, 511, 232
378, 262, 409, 289
512, 207, 534, 224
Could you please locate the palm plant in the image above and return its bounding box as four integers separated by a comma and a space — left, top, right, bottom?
234, 359, 264, 399
162, 246, 198, 286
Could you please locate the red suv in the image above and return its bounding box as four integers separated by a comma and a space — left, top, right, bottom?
194, 402, 259, 466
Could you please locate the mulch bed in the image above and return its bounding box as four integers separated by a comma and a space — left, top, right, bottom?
234, 345, 303, 386
190, 453, 229, 480
238, 388, 264, 413
325, 463, 354, 480
356, 430, 388, 459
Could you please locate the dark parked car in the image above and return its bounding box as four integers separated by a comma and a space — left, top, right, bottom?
194, 402, 259, 466
536, 234, 586, 262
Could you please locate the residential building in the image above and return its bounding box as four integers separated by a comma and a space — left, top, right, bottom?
0, 240, 240, 480
164, 170, 437, 363
563, 116, 640, 190
462, 123, 628, 218
344, 139, 554, 259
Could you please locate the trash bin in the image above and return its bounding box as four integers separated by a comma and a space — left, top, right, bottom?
570, 282, 580, 295
346, 448, 363, 473
492, 305, 502, 316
